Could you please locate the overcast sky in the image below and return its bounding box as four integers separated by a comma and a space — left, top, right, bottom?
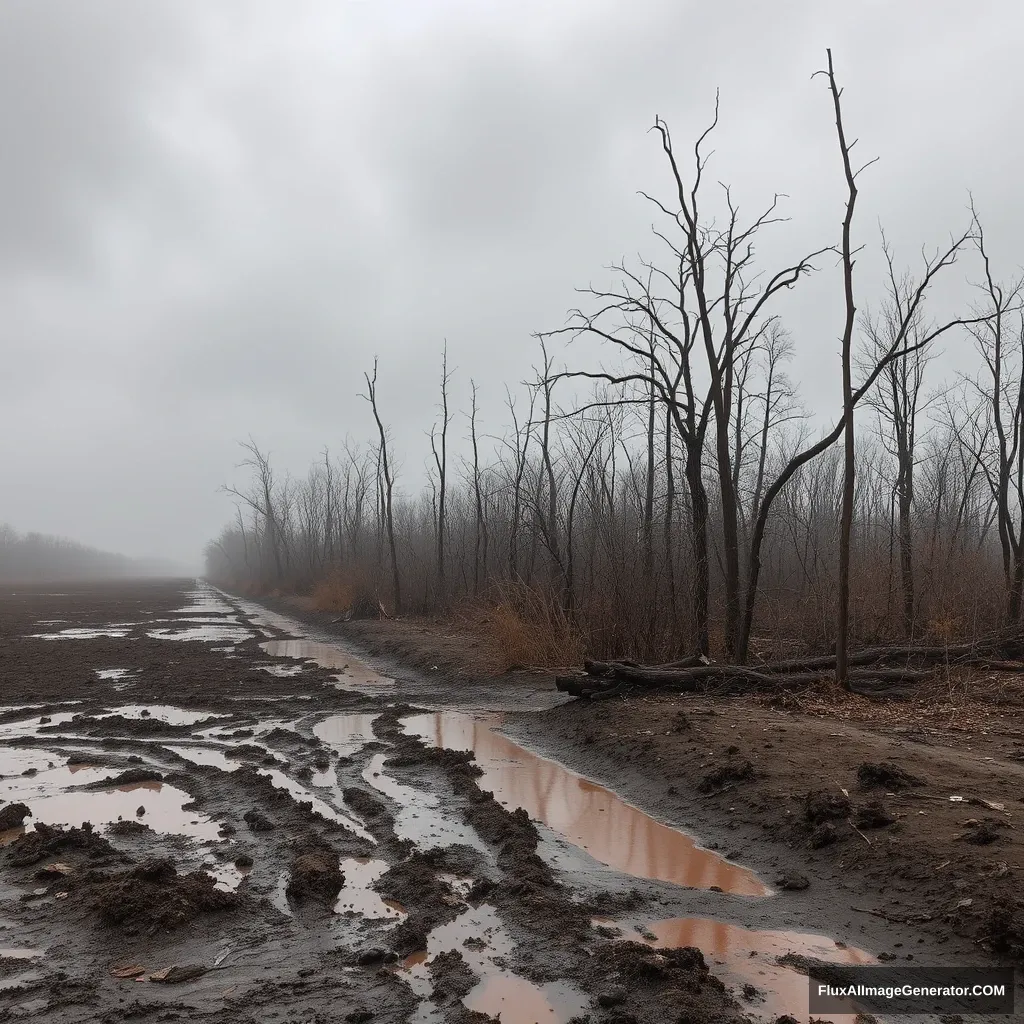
1, 0, 1021, 569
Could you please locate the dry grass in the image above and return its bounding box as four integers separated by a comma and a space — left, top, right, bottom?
310, 569, 376, 614
470, 581, 585, 671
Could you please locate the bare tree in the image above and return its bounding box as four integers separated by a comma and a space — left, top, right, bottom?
362, 359, 401, 613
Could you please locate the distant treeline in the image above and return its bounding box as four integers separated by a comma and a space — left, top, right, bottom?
0, 524, 177, 583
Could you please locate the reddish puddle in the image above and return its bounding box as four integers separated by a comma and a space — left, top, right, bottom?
260, 639, 393, 692
637, 917, 873, 1021
404, 712, 766, 896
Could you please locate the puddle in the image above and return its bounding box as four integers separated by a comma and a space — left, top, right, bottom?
1, 763, 221, 841
260, 639, 393, 691
258, 663, 304, 677
0, 712, 79, 740
257, 768, 374, 842
404, 712, 767, 896
271, 870, 292, 915
363, 753, 486, 852
202, 859, 249, 892
313, 714, 379, 757
94, 668, 132, 681
633, 917, 873, 1022
30, 627, 130, 640
164, 746, 240, 772
397, 904, 588, 1024
335, 858, 405, 920
147, 625, 254, 643
98, 705, 225, 726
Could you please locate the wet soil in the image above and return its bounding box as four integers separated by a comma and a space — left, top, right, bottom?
1, 580, 1020, 1022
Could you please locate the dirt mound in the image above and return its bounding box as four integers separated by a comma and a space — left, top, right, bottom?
429, 949, 476, 1003
343, 786, 391, 820
107, 820, 152, 837
857, 761, 924, 790
78, 767, 163, 790
585, 941, 743, 1022
85, 857, 238, 930
804, 788, 852, 824
958, 817, 1008, 845
854, 801, 895, 829
78, 715, 186, 736
698, 756, 754, 793
243, 809, 276, 832
8, 822, 119, 868
0, 802, 31, 830
286, 834, 343, 903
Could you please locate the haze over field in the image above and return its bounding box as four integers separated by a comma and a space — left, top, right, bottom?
1, 0, 1021, 568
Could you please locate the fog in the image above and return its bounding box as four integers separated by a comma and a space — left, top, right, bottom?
1, 0, 1021, 568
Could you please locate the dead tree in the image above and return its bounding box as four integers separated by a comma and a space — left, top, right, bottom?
362, 359, 401, 613
429, 342, 453, 605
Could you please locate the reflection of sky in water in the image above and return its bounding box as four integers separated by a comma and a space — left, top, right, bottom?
404, 711, 767, 896
1, 762, 221, 841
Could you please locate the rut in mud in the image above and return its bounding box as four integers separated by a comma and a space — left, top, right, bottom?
0, 579, 1011, 1023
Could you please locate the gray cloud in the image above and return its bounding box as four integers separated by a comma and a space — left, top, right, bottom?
1, 0, 1021, 565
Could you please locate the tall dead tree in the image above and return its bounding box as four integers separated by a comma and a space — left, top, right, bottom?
363, 359, 401, 613
964, 211, 1024, 622
430, 342, 452, 605
819, 48, 869, 688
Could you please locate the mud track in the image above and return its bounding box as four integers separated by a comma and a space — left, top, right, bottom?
0, 579, 1018, 1022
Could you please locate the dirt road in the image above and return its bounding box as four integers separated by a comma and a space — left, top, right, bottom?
0, 580, 1019, 1022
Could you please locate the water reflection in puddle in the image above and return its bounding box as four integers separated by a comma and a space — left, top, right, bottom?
164, 746, 240, 772
1, 763, 221, 841
335, 858, 405, 920
260, 639, 393, 692
30, 627, 131, 640
0, 712, 78, 740
147, 625, 254, 643
362, 753, 485, 852
397, 904, 588, 1024
313, 714, 378, 757
633, 917, 873, 1022
404, 712, 767, 896
97, 705, 223, 726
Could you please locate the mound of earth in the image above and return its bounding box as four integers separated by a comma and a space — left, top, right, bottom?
85, 857, 238, 930
857, 761, 924, 790
78, 767, 164, 790
286, 834, 344, 903
7, 822, 120, 868
0, 802, 31, 830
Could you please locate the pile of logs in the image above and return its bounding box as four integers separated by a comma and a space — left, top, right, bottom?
554, 631, 1024, 701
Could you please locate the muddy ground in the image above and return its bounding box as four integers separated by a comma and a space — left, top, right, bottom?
1, 580, 1021, 1023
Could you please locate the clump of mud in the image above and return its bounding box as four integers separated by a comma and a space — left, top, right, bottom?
804, 788, 852, 824
78, 767, 163, 790
107, 820, 152, 837
429, 949, 476, 1003
286, 833, 344, 903
82, 857, 238, 931
957, 817, 1008, 845
343, 786, 391, 821
856, 761, 924, 790
244, 809, 276, 832
77, 715, 186, 736
585, 941, 744, 1022
854, 801, 895, 829
698, 756, 754, 793
0, 802, 31, 830
8, 822, 120, 868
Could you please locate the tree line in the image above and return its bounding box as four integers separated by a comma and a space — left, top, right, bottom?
0, 524, 174, 583
205, 53, 1024, 683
